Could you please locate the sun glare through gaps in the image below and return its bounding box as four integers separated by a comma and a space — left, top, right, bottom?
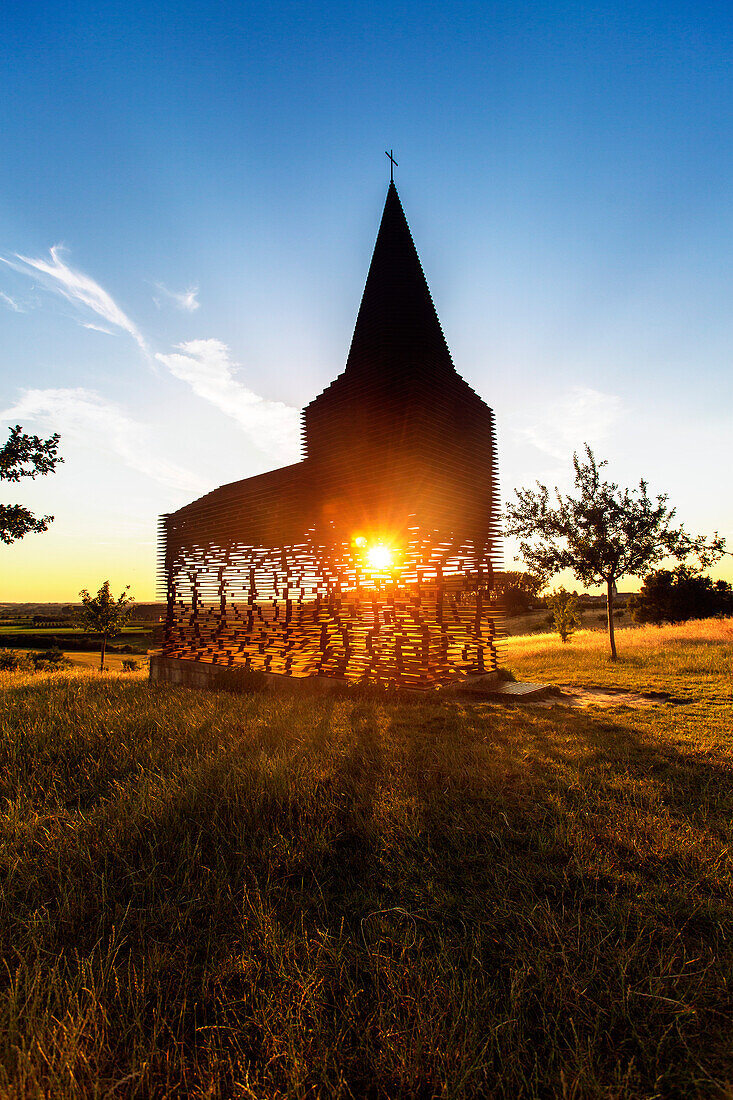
365, 542, 393, 572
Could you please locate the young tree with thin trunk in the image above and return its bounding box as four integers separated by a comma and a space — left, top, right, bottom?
504, 445, 725, 660
547, 587, 581, 643
78, 581, 134, 671
0, 425, 63, 544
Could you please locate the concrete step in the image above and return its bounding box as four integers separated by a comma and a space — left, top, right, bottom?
456, 678, 552, 700
486, 681, 552, 698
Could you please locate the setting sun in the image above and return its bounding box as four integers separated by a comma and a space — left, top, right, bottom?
365, 542, 393, 572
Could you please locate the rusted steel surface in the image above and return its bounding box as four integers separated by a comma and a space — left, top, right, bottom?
158, 183, 502, 687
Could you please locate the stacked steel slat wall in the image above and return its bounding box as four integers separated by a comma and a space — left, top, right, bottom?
156, 183, 503, 687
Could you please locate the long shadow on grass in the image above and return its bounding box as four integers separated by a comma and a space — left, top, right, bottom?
373, 700, 733, 1094
524, 702, 733, 833
5, 688, 733, 1095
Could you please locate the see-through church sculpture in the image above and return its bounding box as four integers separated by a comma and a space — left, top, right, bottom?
152, 179, 501, 688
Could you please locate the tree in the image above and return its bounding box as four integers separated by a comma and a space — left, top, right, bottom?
491, 570, 544, 615
547, 587, 581, 642
504, 445, 725, 660
0, 425, 63, 544
78, 581, 134, 671
628, 566, 733, 624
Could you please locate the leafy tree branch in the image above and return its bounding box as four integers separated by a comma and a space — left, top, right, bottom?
0, 425, 63, 545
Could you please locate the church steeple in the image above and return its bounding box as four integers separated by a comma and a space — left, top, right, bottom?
303, 180, 492, 489
343, 182, 456, 383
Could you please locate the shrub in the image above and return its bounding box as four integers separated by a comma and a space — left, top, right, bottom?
0, 647, 71, 671
39, 645, 66, 664
122, 658, 142, 672
30, 646, 72, 671
491, 571, 544, 615
496, 667, 517, 682
0, 649, 30, 671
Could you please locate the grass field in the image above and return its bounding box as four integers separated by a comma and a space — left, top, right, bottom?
0, 620, 731, 1098
62, 651, 151, 673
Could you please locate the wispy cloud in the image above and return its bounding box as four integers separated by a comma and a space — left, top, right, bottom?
80, 321, 114, 335
0, 388, 206, 494
1, 245, 147, 351
514, 386, 622, 461
153, 282, 200, 312
156, 339, 300, 458
0, 291, 23, 312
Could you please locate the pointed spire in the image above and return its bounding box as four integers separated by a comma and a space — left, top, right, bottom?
343, 183, 456, 382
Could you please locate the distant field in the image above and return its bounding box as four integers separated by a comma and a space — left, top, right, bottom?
0, 619, 731, 1097
63, 651, 151, 672
0, 626, 153, 657
504, 606, 633, 637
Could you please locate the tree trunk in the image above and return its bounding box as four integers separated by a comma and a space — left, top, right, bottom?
100, 633, 107, 672
606, 578, 617, 661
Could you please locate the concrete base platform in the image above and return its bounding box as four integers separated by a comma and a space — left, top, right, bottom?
150, 654, 503, 695
148, 655, 548, 701
149, 654, 350, 693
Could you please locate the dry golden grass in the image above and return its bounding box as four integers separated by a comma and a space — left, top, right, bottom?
510, 614, 732, 657
0, 620, 731, 1097
509, 616, 732, 695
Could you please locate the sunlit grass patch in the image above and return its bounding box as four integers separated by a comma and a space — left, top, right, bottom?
507, 616, 732, 695
0, 623, 732, 1096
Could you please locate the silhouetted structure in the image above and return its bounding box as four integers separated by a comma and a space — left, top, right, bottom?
153, 181, 501, 687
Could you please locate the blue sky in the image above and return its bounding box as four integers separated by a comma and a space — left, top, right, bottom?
2, 0, 732, 599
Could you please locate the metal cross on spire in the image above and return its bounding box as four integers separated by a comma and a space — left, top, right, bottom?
385, 149, 398, 183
